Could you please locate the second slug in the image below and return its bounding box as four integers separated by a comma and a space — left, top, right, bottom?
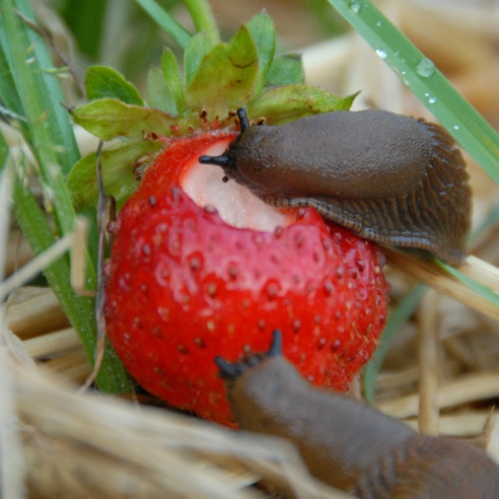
200, 109, 472, 265
216, 331, 499, 498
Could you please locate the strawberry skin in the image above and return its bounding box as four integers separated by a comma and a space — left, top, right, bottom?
104, 132, 388, 426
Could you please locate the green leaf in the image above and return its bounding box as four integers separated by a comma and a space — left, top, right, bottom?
186, 25, 259, 118
265, 54, 305, 87
162, 48, 188, 114
248, 85, 357, 124
246, 11, 276, 94
71, 98, 178, 140
184, 30, 212, 87
67, 139, 163, 212
85, 66, 144, 105
326, 0, 499, 185
146, 67, 177, 115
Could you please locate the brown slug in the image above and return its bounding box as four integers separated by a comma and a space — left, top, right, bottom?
200, 109, 471, 265
216, 331, 499, 498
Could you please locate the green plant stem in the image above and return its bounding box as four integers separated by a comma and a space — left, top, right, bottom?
326, 0, 499, 184
183, 0, 220, 46
133, 0, 192, 49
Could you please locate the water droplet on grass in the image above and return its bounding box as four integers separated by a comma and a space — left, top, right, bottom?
348, 1, 361, 13
376, 49, 387, 59
416, 57, 435, 77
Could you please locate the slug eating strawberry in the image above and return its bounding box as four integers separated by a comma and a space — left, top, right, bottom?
68, 11, 469, 427
103, 130, 389, 426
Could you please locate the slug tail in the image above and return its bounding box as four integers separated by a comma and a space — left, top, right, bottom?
264, 122, 471, 266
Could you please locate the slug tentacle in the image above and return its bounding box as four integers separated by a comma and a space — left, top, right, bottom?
217, 335, 499, 497
237, 107, 251, 133
216, 330, 282, 381
199, 109, 472, 265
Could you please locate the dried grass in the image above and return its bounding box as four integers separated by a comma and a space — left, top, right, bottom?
2, 0, 499, 497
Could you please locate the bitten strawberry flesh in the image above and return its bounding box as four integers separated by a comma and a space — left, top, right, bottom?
104, 131, 388, 426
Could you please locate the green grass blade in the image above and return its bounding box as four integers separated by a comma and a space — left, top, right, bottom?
10, 167, 129, 393
437, 261, 499, 308
0, 0, 80, 175
0, 0, 79, 237
326, 0, 499, 184
0, 0, 129, 392
133, 0, 192, 49
363, 285, 426, 404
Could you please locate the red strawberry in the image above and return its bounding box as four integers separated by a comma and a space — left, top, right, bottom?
104, 131, 388, 426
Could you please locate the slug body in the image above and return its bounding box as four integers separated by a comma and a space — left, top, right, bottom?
200, 109, 471, 265
217, 331, 499, 498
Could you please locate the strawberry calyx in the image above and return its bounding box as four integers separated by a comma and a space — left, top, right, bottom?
66, 11, 356, 213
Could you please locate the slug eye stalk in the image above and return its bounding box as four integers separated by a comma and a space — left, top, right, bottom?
216, 330, 283, 380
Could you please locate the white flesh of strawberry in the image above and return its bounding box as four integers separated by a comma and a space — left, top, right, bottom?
182, 140, 294, 232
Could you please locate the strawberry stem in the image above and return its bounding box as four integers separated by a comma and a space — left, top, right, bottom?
183, 0, 220, 46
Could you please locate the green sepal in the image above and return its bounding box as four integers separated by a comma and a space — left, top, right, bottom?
265, 54, 305, 87
246, 11, 276, 95
161, 47, 188, 114
186, 25, 259, 119
146, 67, 177, 115
67, 138, 164, 212
184, 31, 212, 87
85, 66, 144, 105
249, 85, 358, 124
71, 98, 178, 140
